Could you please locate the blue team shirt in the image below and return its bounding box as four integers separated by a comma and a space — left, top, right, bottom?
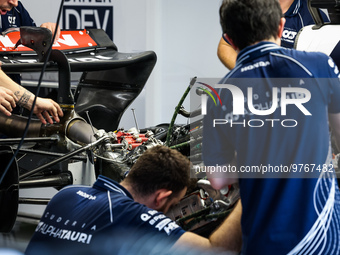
281, 0, 328, 48
25, 175, 185, 254
0, 1, 35, 33
203, 41, 340, 254
222, 0, 328, 49
0, 1, 36, 84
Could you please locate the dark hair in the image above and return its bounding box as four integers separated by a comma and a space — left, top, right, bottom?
220, 0, 282, 50
125, 146, 191, 197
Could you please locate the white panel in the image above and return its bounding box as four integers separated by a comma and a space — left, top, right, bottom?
296, 24, 340, 55
144, 0, 227, 126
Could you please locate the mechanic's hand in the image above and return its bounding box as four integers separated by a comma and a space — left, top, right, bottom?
0, 87, 17, 116
40, 22, 61, 42
33, 97, 64, 125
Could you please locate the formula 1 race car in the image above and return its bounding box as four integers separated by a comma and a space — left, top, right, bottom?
0, 26, 239, 237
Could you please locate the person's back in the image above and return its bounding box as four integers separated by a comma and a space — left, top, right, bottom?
216, 43, 339, 168
26, 176, 185, 254
208, 43, 340, 254
26, 146, 191, 254
203, 0, 340, 254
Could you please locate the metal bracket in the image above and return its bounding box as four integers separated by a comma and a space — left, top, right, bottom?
18, 26, 53, 62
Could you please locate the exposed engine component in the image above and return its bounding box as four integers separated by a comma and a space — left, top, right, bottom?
0, 27, 239, 237
166, 180, 240, 235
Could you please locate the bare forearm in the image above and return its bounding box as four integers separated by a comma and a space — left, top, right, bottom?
209, 199, 242, 252
329, 113, 340, 152
0, 69, 63, 124
173, 200, 242, 253
15, 86, 35, 109
0, 70, 34, 110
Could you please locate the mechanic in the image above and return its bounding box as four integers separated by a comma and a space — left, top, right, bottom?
0, 0, 60, 48
0, 0, 60, 83
25, 145, 242, 254
0, 0, 62, 124
217, 0, 329, 69
203, 0, 340, 254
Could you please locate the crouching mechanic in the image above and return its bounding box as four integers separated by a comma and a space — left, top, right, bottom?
25, 146, 242, 254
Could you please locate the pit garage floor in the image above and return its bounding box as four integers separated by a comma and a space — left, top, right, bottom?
0, 222, 37, 254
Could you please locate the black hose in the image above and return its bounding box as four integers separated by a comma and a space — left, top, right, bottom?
165, 77, 196, 146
